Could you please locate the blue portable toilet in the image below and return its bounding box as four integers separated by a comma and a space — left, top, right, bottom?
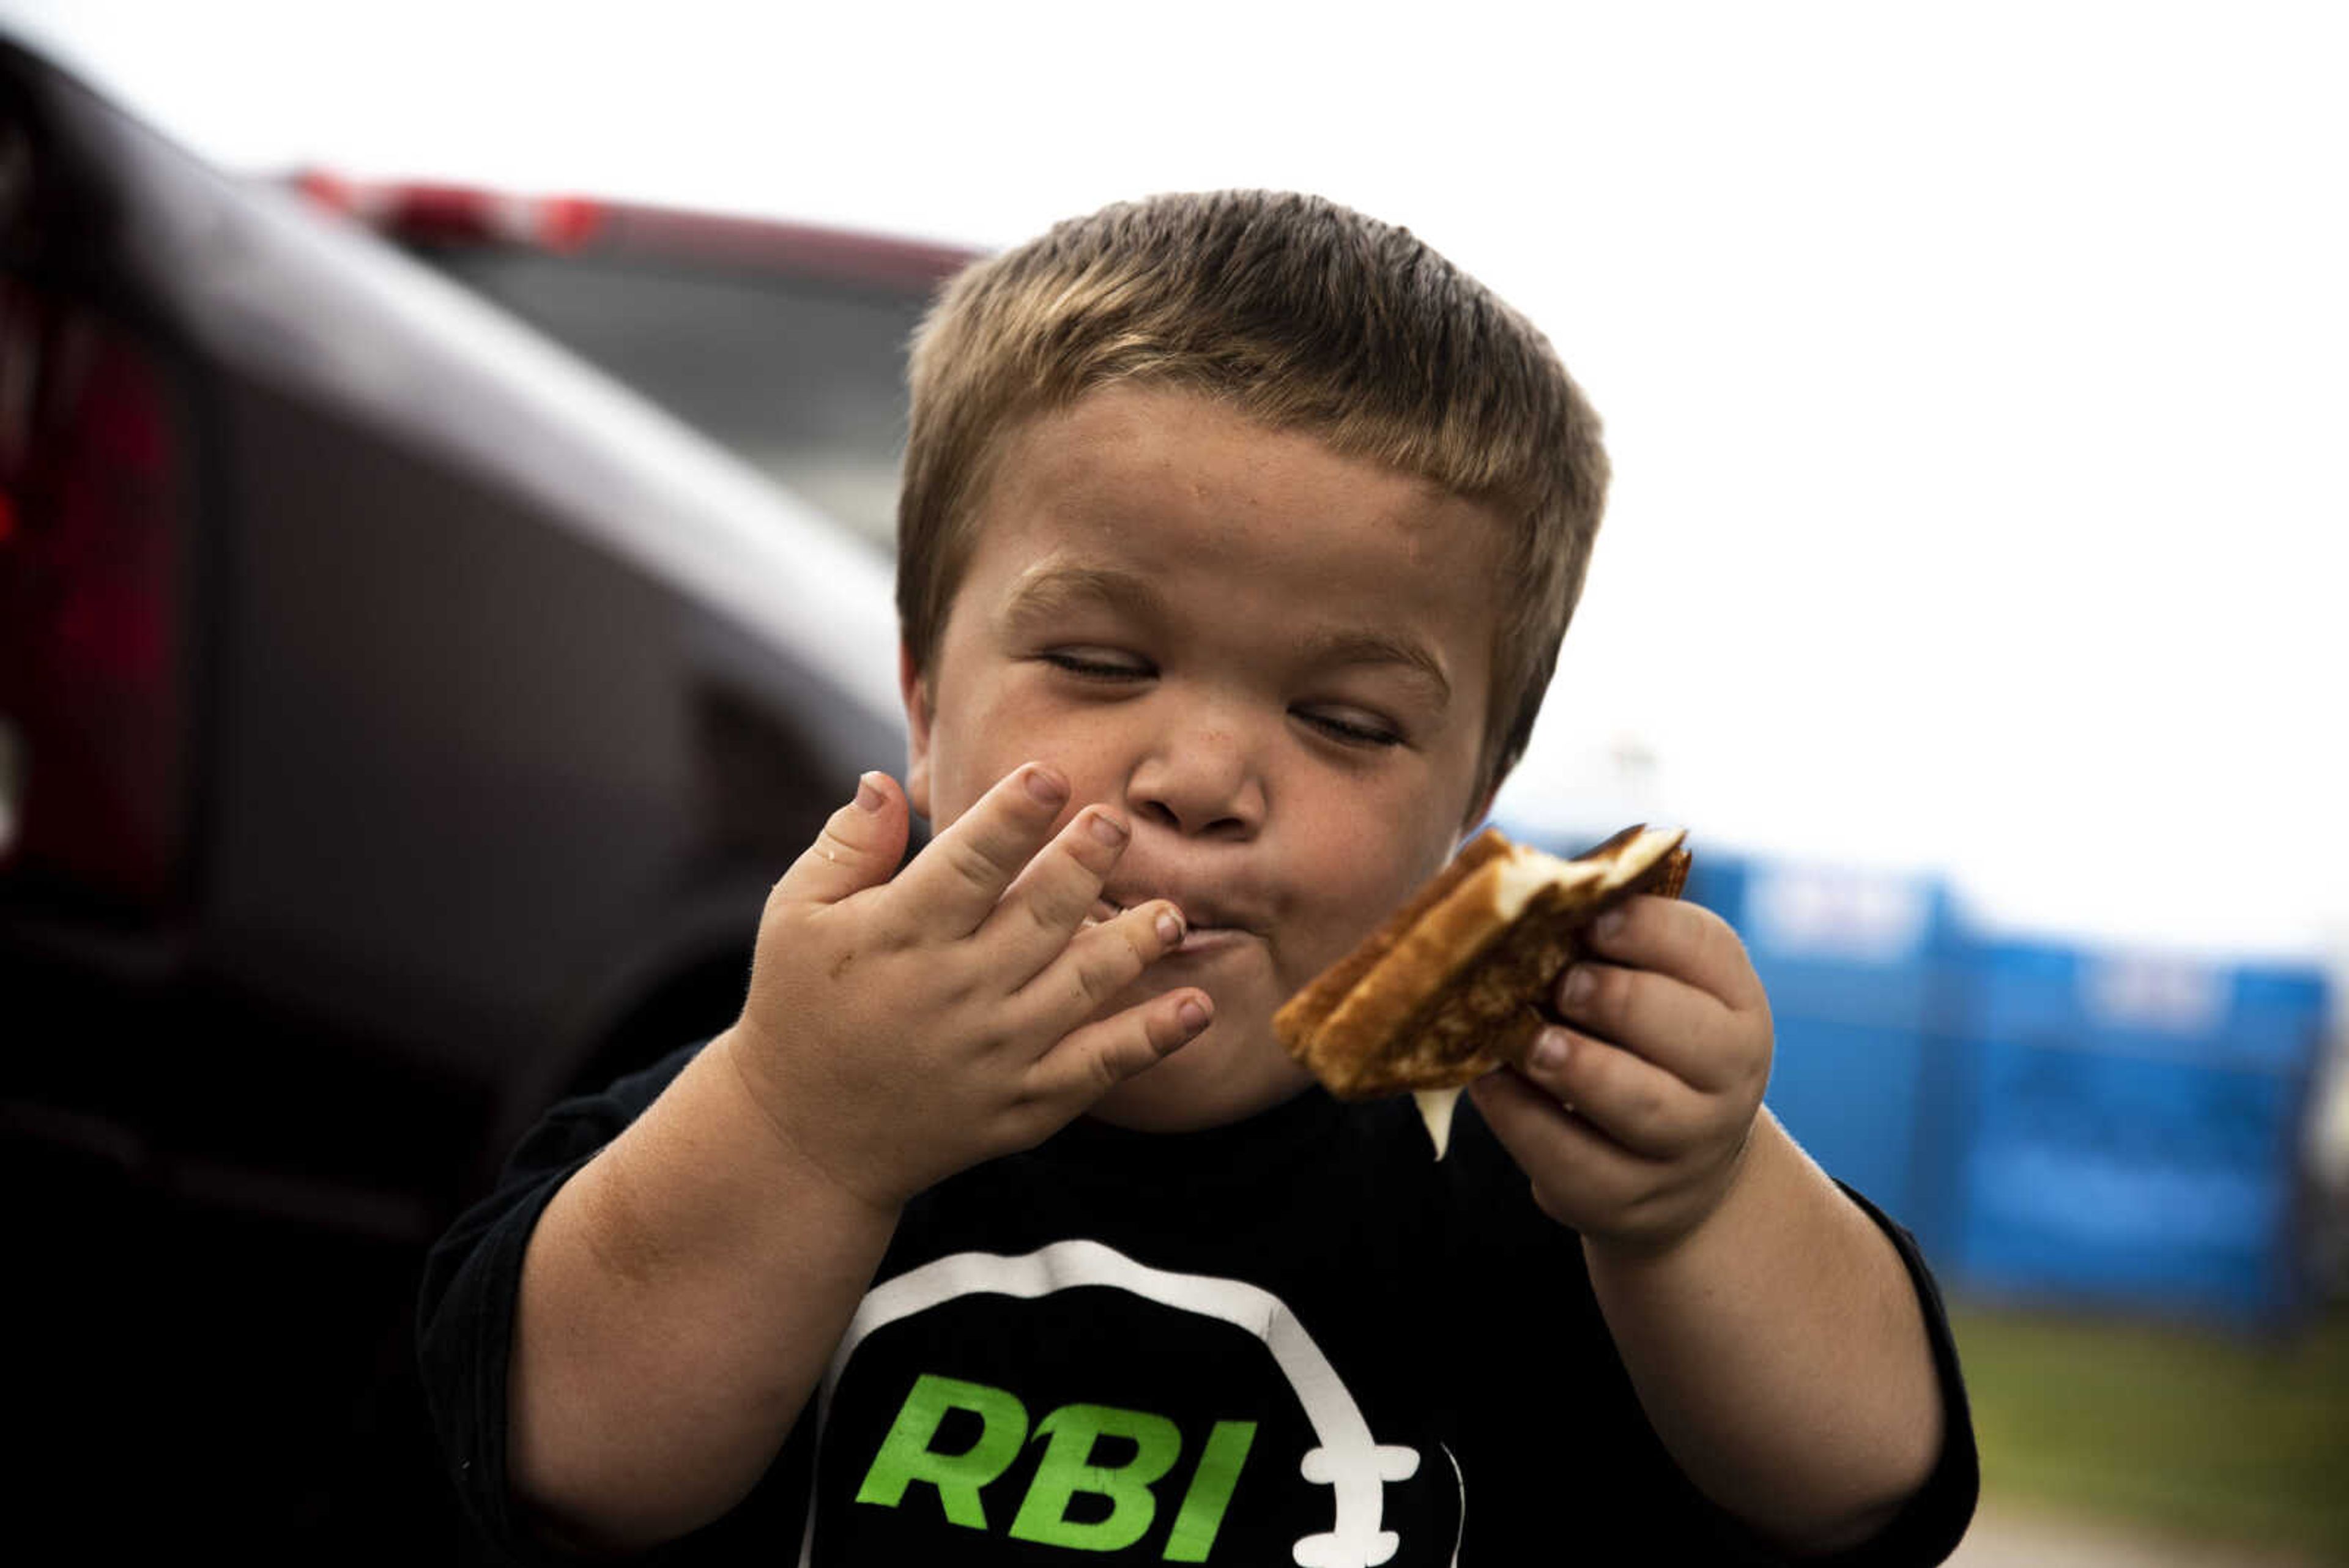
1702, 854, 1961, 1256
1950, 940, 2327, 1323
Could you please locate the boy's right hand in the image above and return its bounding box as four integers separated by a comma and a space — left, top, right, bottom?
717, 762, 1209, 1212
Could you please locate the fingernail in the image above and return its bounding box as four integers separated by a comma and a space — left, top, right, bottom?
1089, 811, 1129, 848
1178, 997, 1211, 1033
1025, 765, 1069, 806
1560, 965, 1595, 1010
1593, 907, 1628, 943
1156, 907, 1185, 945
1531, 1029, 1570, 1072
855, 773, 886, 812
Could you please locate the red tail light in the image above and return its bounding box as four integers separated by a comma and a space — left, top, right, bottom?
292, 171, 603, 253
0, 277, 192, 915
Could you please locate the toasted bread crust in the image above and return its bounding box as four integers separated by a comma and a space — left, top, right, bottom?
1281, 827, 1693, 1099
1272, 827, 1513, 1049
1303, 856, 1605, 1094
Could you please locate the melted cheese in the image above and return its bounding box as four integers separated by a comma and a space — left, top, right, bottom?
1597, 827, 1686, 893
1491, 845, 1600, 919
1413, 1085, 1463, 1159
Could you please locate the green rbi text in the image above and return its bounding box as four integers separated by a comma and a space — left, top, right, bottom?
854, 1373, 1259, 1559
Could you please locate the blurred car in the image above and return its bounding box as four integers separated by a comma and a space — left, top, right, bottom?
289, 167, 976, 555
0, 35, 969, 1557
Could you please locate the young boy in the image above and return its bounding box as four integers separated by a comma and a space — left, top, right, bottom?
421, 191, 1977, 1565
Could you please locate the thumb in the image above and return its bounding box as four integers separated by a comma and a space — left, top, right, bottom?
773, 771, 911, 907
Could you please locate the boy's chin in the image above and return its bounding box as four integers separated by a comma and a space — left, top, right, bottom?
1082, 1018, 1315, 1133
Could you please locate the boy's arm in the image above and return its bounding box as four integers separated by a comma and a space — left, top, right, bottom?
506, 766, 1210, 1553
506, 1028, 898, 1553
1590, 1110, 1942, 1551
1469, 899, 1948, 1556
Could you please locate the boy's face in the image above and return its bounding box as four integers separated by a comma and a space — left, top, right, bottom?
903, 384, 1507, 1131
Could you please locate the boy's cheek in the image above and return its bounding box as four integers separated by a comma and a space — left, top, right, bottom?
1323, 820, 1457, 922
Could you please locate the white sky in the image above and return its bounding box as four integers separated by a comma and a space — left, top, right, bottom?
9, 0, 2346, 964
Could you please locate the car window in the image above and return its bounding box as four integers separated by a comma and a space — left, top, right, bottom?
417, 247, 924, 552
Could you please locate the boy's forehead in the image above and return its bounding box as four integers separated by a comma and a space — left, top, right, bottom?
970, 385, 1504, 579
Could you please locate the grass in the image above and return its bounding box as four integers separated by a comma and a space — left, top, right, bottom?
1950, 1300, 2349, 1562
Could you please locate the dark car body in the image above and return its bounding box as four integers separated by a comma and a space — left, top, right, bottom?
0, 39, 963, 1555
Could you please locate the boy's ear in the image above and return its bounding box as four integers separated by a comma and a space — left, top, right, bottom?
899, 642, 934, 821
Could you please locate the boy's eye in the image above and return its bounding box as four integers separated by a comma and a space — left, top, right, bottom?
1041, 650, 1152, 680
1298, 708, 1405, 748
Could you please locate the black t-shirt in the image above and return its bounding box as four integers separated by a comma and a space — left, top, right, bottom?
420, 1041, 1978, 1566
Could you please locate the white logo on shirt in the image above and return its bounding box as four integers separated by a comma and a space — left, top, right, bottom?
795, 1239, 1447, 1567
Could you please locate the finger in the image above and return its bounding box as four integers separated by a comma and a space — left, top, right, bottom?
1585, 897, 1768, 1014
1012, 899, 1189, 1030
892, 762, 1072, 937
1515, 1025, 1713, 1161
771, 771, 912, 907
1468, 1069, 1650, 1221
984, 804, 1134, 985
1549, 959, 1746, 1093
1021, 988, 1214, 1117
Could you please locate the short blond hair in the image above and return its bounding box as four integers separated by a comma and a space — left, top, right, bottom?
897, 190, 1608, 805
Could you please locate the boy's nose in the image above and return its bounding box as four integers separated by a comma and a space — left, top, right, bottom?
1127, 729, 1265, 840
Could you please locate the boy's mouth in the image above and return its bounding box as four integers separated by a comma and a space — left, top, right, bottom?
1088, 891, 1265, 952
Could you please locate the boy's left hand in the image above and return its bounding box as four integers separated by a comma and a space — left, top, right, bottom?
1468, 895, 1773, 1258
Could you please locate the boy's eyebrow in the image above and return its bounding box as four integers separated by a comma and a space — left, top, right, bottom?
1001, 562, 1452, 707
1295, 628, 1453, 708
999, 562, 1165, 626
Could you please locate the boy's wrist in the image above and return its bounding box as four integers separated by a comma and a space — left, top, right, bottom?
1579, 1110, 1774, 1273
705, 1025, 911, 1224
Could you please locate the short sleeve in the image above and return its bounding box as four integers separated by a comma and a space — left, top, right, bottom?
1794, 1183, 1981, 1567
415, 1039, 706, 1564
